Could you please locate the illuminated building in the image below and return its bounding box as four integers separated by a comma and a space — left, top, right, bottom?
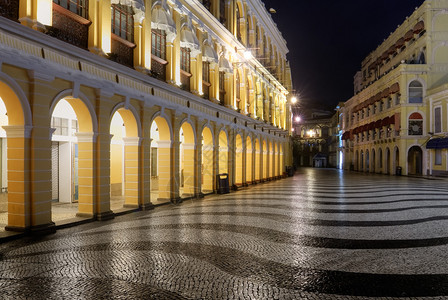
0, 0, 293, 232
341, 0, 448, 176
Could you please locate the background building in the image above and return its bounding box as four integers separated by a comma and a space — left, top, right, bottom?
341, 0, 448, 177
292, 108, 340, 168
0, 0, 293, 232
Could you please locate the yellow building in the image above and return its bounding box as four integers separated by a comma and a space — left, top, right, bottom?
341, 0, 448, 177
0, 0, 293, 232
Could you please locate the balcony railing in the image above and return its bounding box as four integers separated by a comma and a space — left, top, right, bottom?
203, 81, 210, 100
47, 4, 90, 49
110, 33, 135, 68
180, 69, 191, 92
150, 54, 167, 81
0, 0, 19, 21
219, 90, 225, 105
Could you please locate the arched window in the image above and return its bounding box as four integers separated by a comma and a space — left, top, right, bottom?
246, 16, 251, 46
236, 4, 242, 42
418, 51, 426, 64
408, 80, 423, 103
219, 0, 226, 25
255, 25, 259, 56
408, 112, 423, 135
236, 72, 241, 102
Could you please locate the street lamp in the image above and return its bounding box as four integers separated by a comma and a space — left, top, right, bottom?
295, 116, 301, 122
291, 96, 298, 104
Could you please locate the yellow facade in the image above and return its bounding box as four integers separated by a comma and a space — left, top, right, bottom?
0, 0, 293, 232
341, 0, 448, 177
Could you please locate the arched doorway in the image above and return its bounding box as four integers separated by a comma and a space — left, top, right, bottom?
385, 148, 390, 174
246, 136, 253, 184
150, 116, 172, 202
378, 148, 383, 173
0, 79, 30, 230
180, 122, 195, 197
255, 139, 261, 182
0, 98, 9, 229
110, 107, 140, 210
408, 146, 423, 175
371, 149, 376, 173
394, 147, 400, 175
269, 141, 274, 178
360, 151, 364, 171
235, 134, 243, 186
279, 144, 286, 176
262, 140, 267, 180
201, 126, 214, 193
366, 150, 370, 172
218, 130, 228, 174
50, 96, 95, 221
274, 143, 280, 177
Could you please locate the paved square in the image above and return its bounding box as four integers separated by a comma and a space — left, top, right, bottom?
1, 168, 448, 299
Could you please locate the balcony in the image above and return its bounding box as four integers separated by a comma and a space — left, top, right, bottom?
203, 81, 211, 100
151, 54, 167, 81
180, 69, 191, 92
109, 33, 135, 68
47, 4, 91, 50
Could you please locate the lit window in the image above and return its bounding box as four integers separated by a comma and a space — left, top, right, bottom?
151, 29, 166, 59
180, 47, 191, 73
409, 80, 423, 103
53, 0, 88, 18
111, 4, 134, 42
435, 149, 442, 165
202, 61, 210, 83
434, 107, 442, 133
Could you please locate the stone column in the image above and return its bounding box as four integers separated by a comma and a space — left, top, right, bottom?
4, 125, 36, 232
123, 137, 141, 208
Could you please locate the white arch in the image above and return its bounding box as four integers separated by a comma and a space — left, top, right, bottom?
49, 89, 99, 133
0, 71, 32, 126
149, 110, 173, 141
110, 102, 142, 138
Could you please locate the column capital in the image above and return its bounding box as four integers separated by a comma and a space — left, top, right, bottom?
76, 132, 98, 143
123, 137, 142, 146
3, 125, 33, 138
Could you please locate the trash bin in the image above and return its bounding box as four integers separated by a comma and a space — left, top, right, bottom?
396, 166, 402, 176
216, 173, 230, 194
286, 166, 294, 177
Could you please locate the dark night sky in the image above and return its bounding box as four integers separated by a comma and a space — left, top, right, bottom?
261, 0, 425, 109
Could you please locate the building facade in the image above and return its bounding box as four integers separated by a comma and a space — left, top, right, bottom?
292, 109, 340, 169
341, 0, 448, 177
0, 0, 293, 232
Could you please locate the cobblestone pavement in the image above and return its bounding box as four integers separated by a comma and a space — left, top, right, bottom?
1, 168, 448, 299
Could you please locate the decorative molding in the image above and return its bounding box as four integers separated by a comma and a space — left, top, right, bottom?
76, 132, 98, 143
2, 125, 33, 138
123, 136, 142, 146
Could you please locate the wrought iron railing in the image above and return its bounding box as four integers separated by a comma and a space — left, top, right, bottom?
203, 81, 210, 100
180, 70, 191, 92
109, 33, 134, 68
150, 55, 167, 81
47, 4, 90, 49
0, 0, 19, 21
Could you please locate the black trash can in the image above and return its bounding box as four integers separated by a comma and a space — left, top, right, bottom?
286, 166, 294, 177
396, 166, 402, 176
216, 173, 230, 194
